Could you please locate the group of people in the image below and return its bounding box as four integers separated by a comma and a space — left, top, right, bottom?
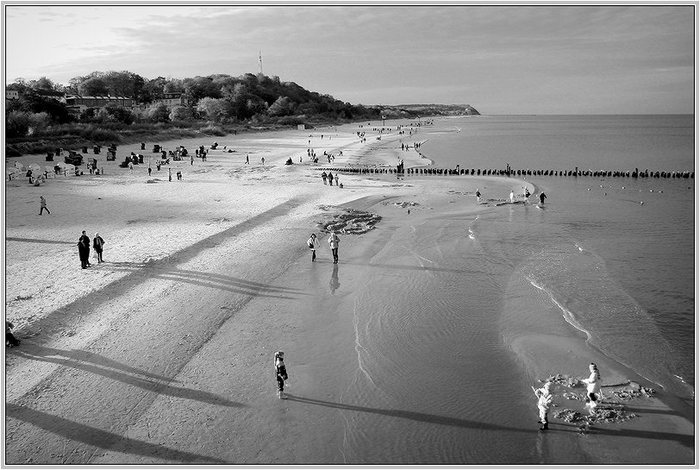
320, 172, 340, 187
534, 362, 601, 431
274, 230, 342, 398
77, 230, 105, 269
306, 231, 340, 264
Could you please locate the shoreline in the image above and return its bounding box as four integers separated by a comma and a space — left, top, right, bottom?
3, 121, 694, 464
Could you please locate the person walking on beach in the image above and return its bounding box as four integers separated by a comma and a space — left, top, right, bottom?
93, 233, 105, 263
539, 192, 547, 205
245, 154, 249, 164
582, 363, 601, 411
274, 351, 289, 399
307, 233, 318, 262
327, 171, 334, 186
321, 172, 327, 185
509, 190, 515, 203
328, 231, 340, 264
39, 195, 50, 215
78, 230, 91, 269
475, 189, 481, 203
334, 174, 339, 186
261, 157, 265, 165
533, 381, 553, 431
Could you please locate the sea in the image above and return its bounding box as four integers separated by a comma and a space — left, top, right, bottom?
420, 114, 696, 396
328, 114, 696, 463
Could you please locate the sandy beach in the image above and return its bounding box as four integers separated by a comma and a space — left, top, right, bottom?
3, 121, 694, 465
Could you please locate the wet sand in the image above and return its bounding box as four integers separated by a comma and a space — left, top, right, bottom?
3, 122, 694, 464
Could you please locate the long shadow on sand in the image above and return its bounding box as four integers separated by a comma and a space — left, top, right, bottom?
285, 395, 530, 433
105, 262, 305, 299
286, 395, 695, 447
11, 198, 304, 351
9, 345, 245, 408
6, 236, 76, 245
7, 343, 175, 382
5, 403, 225, 464
553, 421, 694, 448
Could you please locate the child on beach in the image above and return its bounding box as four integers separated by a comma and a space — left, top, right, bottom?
582, 363, 601, 411
307, 233, 318, 262
274, 351, 288, 399
533, 381, 553, 431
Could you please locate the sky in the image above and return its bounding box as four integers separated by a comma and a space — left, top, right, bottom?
3, 3, 696, 114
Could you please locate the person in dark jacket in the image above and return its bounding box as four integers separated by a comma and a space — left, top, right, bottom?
307, 233, 318, 262
274, 351, 289, 399
93, 233, 105, 263
78, 230, 91, 268
6, 321, 20, 348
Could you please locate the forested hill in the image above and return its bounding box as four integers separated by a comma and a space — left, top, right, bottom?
6, 71, 480, 155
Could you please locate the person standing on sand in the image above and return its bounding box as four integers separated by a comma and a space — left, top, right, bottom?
93, 233, 105, 263
509, 190, 515, 203
582, 363, 601, 410
475, 189, 481, 203
321, 172, 327, 184
39, 195, 50, 215
335, 174, 339, 186
261, 157, 265, 165
78, 230, 91, 269
307, 233, 318, 262
539, 192, 547, 205
533, 381, 553, 431
327, 171, 334, 186
168, 167, 172, 182
274, 351, 289, 399
328, 231, 340, 264
245, 154, 249, 164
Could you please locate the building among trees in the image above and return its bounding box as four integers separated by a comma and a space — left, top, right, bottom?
156, 92, 186, 109
63, 95, 134, 114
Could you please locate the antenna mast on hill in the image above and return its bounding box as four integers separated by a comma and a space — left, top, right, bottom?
258, 50, 263, 75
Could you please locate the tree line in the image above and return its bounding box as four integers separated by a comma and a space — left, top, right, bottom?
6, 71, 388, 138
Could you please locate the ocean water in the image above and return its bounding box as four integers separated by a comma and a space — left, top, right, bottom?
340, 116, 696, 464
307, 115, 695, 463
417, 115, 696, 397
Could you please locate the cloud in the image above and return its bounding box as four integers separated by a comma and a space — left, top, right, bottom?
4, 5, 694, 113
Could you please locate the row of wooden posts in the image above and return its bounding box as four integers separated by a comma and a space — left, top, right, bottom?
318, 166, 695, 179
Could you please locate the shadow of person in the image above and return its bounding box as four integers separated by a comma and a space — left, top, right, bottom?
284, 394, 530, 434
329, 264, 340, 294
